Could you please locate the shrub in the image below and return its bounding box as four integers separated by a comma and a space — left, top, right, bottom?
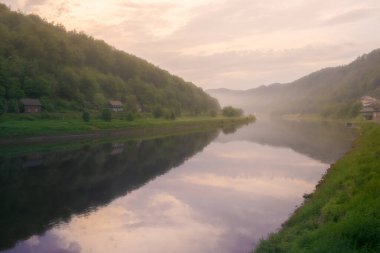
40, 113, 51, 119
170, 111, 176, 120
164, 110, 176, 120
0, 99, 5, 115
102, 108, 112, 122
126, 112, 134, 121
82, 111, 90, 122
153, 106, 163, 118
40, 98, 55, 112
6, 99, 21, 113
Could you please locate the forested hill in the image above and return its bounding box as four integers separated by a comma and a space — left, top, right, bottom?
208, 49, 380, 118
0, 4, 220, 114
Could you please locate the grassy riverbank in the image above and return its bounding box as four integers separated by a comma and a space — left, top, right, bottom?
0, 113, 254, 139
0, 116, 254, 156
255, 123, 380, 253
281, 113, 362, 122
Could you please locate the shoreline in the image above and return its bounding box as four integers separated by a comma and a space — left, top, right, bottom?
254, 122, 380, 252
0, 116, 254, 146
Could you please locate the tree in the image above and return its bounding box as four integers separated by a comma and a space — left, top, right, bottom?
126, 112, 134, 121
0, 4, 221, 114
222, 106, 243, 117
0, 99, 5, 115
0, 85, 5, 98
170, 111, 176, 120
6, 99, 21, 113
82, 111, 90, 122
153, 106, 163, 118
94, 93, 106, 108
102, 108, 111, 122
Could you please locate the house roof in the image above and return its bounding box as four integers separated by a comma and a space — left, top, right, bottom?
109, 100, 123, 107
20, 98, 41, 106
361, 96, 378, 107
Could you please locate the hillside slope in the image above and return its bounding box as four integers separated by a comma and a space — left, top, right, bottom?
208, 49, 380, 117
0, 4, 220, 114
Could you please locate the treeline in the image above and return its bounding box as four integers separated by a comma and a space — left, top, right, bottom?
0, 4, 220, 115
209, 48, 380, 118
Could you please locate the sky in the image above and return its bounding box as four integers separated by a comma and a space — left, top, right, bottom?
2, 0, 380, 90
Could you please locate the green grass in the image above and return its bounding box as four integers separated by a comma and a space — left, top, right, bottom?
0, 113, 255, 138
255, 123, 380, 253
282, 113, 363, 122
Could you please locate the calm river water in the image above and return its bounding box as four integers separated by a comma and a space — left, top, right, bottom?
0, 118, 355, 253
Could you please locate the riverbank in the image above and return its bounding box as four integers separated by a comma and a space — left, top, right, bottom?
255, 122, 380, 253
281, 113, 362, 123
0, 115, 254, 144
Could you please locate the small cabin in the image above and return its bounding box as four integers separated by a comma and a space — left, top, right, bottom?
20, 98, 42, 113
108, 100, 123, 112
360, 96, 380, 120
361, 96, 377, 107
361, 106, 375, 120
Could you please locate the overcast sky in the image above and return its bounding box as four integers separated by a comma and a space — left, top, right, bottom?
2, 0, 380, 90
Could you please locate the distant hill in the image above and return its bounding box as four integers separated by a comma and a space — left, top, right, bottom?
208, 49, 380, 118
0, 4, 220, 114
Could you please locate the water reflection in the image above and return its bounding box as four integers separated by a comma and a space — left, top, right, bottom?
0, 131, 218, 251
0, 118, 355, 253
217, 117, 356, 163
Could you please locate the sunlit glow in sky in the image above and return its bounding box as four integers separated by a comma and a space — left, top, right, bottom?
2, 0, 380, 89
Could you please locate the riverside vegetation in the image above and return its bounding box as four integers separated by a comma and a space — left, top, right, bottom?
0, 112, 255, 138
255, 122, 380, 253
0, 4, 254, 139
2, 2, 378, 252
0, 4, 219, 115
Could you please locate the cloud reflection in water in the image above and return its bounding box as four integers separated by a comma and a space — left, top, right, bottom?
10, 140, 327, 253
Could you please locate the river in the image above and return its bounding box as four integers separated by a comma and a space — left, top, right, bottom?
0, 118, 355, 253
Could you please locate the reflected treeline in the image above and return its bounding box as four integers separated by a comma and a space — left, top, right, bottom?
0, 130, 219, 251
217, 117, 356, 164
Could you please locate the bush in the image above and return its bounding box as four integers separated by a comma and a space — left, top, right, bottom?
102, 108, 112, 122
222, 106, 243, 117
165, 111, 176, 120
0, 99, 5, 115
40, 113, 51, 119
40, 98, 55, 112
6, 99, 21, 113
82, 111, 90, 122
153, 106, 163, 118
126, 112, 134, 121
170, 111, 176, 120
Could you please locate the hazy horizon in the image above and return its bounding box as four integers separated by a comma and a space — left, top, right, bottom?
3, 0, 380, 90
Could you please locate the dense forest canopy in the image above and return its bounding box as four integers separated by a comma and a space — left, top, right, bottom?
208, 49, 380, 118
0, 4, 220, 114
